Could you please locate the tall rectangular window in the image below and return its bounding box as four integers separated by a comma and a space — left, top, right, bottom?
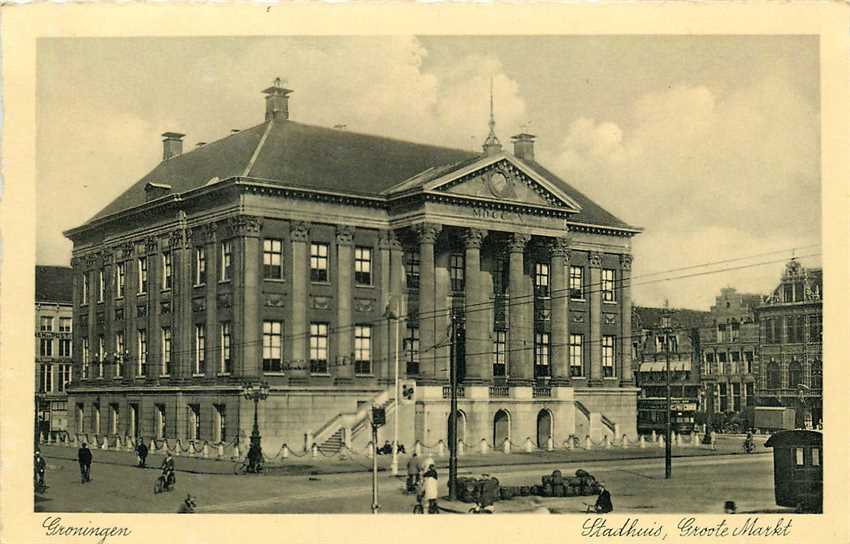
534, 332, 551, 377
263, 321, 283, 373
161, 252, 173, 290
137, 257, 148, 294
97, 336, 105, 378
795, 316, 805, 343
115, 262, 125, 298
405, 250, 420, 289
213, 404, 226, 443
602, 335, 616, 378
40, 316, 54, 331
137, 330, 147, 376
773, 318, 783, 344
161, 327, 172, 376
744, 351, 754, 374
39, 338, 53, 357
194, 324, 206, 376
263, 239, 283, 280
449, 253, 465, 292
76, 404, 84, 433
569, 266, 584, 299
354, 247, 373, 286
310, 243, 329, 282
354, 325, 372, 375
493, 258, 508, 295
98, 269, 105, 302
730, 321, 740, 342
81, 338, 90, 379
115, 332, 124, 378
220, 241, 232, 282
493, 331, 507, 377
570, 334, 583, 377
219, 322, 231, 374
718, 323, 727, 343
39, 364, 53, 393
309, 323, 329, 374
194, 246, 207, 285
602, 269, 616, 302
187, 404, 201, 441
81, 272, 89, 303
57, 364, 72, 392
59, 317, 72, 332
534, 263, 550, 297
59, 337, 72, 358
404, 325, 420, 375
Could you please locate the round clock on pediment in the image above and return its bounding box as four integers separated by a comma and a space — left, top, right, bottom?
487, 169, 516, 199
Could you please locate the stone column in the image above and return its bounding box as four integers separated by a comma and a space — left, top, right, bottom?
463, 229, 489, 383
508, 233, 532, 384
170, 229, 190, 382
289, 221, 310, 379
335, 225, 354, 381
388, 231, 404, 381
550, 237, 570, 384
86, 257, 96, 383
203, 223, 219, 380
589, 251, 603, 384
620, 254, 634, 385
434, 246, 450, 381
119, 245, 134, 383
236, 216, 262, 378
415, 224, 441, 381
146, 236, 161, 384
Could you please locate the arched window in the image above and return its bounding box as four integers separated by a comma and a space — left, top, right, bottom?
789, 361, 803, 387
767, 362, 781, 389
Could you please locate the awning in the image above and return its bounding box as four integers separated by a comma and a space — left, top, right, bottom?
639, 360, 692, 372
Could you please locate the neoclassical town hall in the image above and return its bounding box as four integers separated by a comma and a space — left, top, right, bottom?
65, 80, 641, 452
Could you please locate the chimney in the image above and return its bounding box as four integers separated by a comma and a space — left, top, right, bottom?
262, 77, 294, 121
161, 132, 185, 160
511, 133, 536, 161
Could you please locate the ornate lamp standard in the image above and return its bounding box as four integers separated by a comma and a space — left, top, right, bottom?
242, 382, 270, 453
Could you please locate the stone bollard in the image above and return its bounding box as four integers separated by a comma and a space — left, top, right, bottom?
621, 434, 629, 449
480, 438, 489, 455
126, 437, 134, 451
203, 443, 210, 458
458, 441, 465, 456
710, 432, 717, 449
651, 430, 657, 443
525, 437, 534, 453
547, 436, 554, 452
692, 433, 701, 447
114, 436, 122, 451
566, 436, 575, 450
174, 440, 182, 457
604, 435, 612, 449
503, 438, 511, 455
414, 441, 423, 456
639, 435, 646, 449
233, 445, 240, 459
585, 436, 592, 450
437, 440, 445, 457
658, 435, 665, 448
672, 431, 679, 446
367, 442, 374, 459
281, 444, 289, 460
217, 443, 225, 458
311, 443, 319, 459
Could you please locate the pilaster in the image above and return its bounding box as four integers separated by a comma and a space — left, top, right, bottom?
289, 221, 310, 379
550, 236, 571, 385
335, 225, 354, 382
589, 251, 603, 384
463, 228, 489, 383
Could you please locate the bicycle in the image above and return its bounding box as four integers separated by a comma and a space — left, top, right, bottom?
233, 456, 265, 475
154, 471, 176, 494
34, 475, 48, 495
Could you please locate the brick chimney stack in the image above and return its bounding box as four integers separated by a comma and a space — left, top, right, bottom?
263, 77, 294, 121
511, 133, 536, 161
162, 132, 185, 160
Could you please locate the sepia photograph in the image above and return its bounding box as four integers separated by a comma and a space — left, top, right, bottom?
2, 5, 848, 544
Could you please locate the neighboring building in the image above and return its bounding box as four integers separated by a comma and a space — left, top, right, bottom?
64, 80, 642, 451
632, 306, 709, 434
35, 265, 75, 437
699, 288, 762, 415
754, 259, 823, 427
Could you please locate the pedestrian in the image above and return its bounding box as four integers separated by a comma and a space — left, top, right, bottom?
406, 453, 421, 493
178, 494, 197, 513
160, 451, 176, 489
78, 442, 93, 484
423, 463, 439, 514
136, 438, 149, 468
34, 450, 47, 489
593, 482, 613, 513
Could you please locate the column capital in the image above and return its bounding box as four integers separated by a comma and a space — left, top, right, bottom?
620, 253, 633, 271
169, 229, 188, 250
508, 233, 531, 253
290, 221, 311, 243
226, 215, 263, 238
336, 225, 355, 247
201, 221, 219, 244
589, 251, 603, 269
145, 236, 160, 255
463, 228, 487, 250
378, 229, 402, 250
414, 223, 442, 245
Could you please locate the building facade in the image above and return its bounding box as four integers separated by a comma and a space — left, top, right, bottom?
699, 288, 762, 415
64, 81, 641, 452
36, 266, 75, 437
754, 259, 822, 427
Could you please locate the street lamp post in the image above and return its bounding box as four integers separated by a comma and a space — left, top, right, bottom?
661, 311, 673, 480
448, 308, 460, 501
242, 382, 270, 455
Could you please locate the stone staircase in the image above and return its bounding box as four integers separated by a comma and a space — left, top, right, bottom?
311, 389, 395, 454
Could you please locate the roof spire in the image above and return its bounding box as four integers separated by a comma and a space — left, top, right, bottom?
482, 76, 502, 156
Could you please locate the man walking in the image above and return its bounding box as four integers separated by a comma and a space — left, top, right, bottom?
77, 442, 93, 484
406, 453, 421, 493
136, 438, 149, 468
34, 450, 47, 490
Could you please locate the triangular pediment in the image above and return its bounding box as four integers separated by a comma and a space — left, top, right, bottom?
426, 155, 582, 212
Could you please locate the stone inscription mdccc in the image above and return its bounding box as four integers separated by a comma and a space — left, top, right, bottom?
471, 207, 527, 224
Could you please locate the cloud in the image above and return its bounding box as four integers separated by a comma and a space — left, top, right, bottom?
546, 77, 820, 308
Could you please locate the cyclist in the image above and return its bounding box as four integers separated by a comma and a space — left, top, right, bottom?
246, 442, 264, 473
160, 451, 176, 489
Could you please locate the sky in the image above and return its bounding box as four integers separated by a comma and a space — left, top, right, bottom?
36, 36, 821, 309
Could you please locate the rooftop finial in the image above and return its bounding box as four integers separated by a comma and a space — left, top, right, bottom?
482, 76, 502, 156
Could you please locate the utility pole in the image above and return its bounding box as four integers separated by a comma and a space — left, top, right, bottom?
448, 308, 459, 501
662, 311, 673, 480
389, 300, 401, 477
371, 405, 385, 514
